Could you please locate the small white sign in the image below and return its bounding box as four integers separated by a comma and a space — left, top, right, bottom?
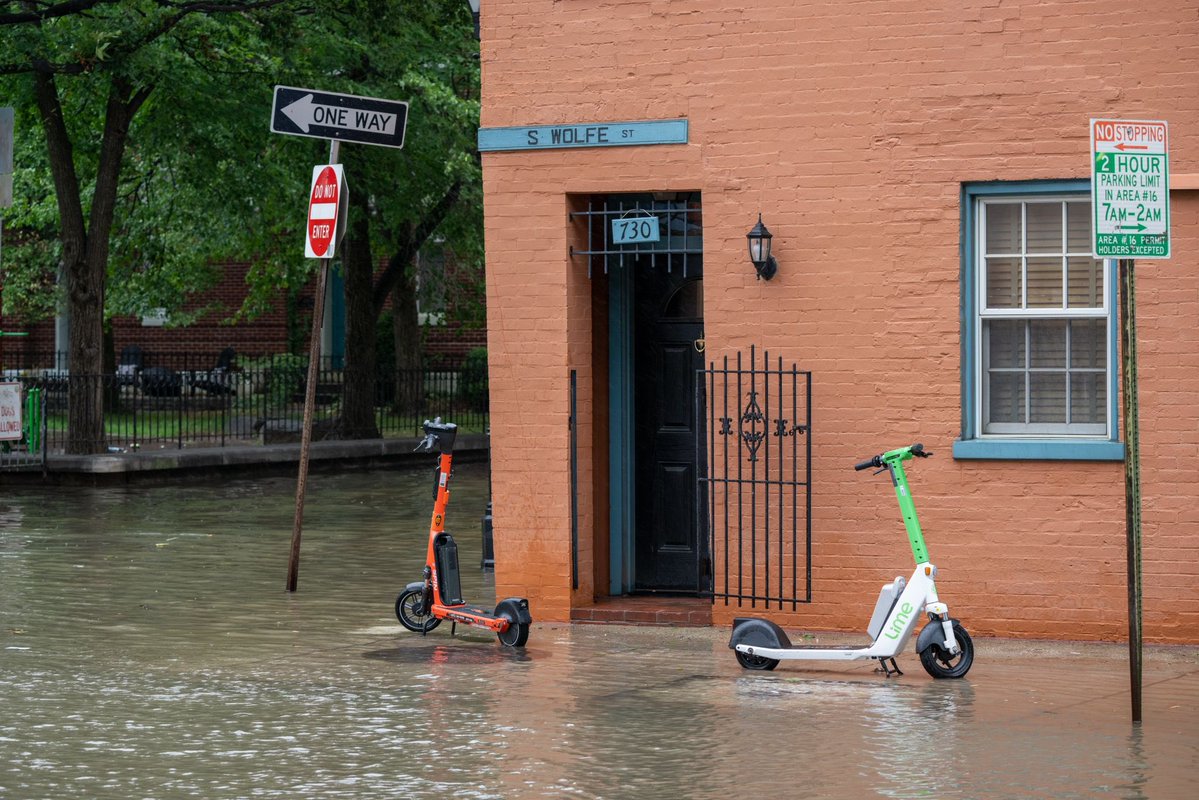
611, 215, 660, 245
1091, 119, 1170, 259
0, 382, 22, 441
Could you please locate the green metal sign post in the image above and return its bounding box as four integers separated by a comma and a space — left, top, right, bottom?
1119, 258, 1143, 724
1094, 119, 1170, 724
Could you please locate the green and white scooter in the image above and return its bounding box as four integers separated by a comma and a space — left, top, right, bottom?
729, 443, 974, 679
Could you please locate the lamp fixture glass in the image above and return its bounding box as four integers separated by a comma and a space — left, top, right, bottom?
746, 214, 778, 280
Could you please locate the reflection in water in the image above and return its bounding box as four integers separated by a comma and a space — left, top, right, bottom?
0, 465, 1194, 798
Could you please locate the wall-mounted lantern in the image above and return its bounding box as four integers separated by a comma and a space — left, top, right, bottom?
746, 214, 778, 280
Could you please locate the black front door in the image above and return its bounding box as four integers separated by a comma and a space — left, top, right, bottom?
633, 268, 705, 592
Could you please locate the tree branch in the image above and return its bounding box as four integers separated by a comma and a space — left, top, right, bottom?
371, 179, 464, 314
0, 1, 115, 26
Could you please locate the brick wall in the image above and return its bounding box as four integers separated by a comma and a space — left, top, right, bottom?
481, 1, 1199, 640
1, 259, 486, 368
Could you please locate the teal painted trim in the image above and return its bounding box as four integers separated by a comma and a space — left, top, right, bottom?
958, 180, 1120, 459
608, 265, 635, 594
966, 179, 1091, 196
478, 119, 688, 152
952, 439, 1125, 461
959, 184, 977, 439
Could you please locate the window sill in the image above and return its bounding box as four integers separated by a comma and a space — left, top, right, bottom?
953, 438, 1125, 461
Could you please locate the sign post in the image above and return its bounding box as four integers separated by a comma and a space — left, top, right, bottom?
1092, 119, 1171, 724
272, 85, 408, 592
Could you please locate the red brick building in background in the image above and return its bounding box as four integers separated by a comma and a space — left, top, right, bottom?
478, 1, 1198, 642
1, 259, 485, 369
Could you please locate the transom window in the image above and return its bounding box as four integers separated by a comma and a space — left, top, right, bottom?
978, 197, 1109, 436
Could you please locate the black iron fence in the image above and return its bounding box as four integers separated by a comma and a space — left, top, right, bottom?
2, 359, 487, 453
701, 347, 812, 610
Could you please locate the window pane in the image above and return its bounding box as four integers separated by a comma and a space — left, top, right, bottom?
985, 204, 1021, 254
1067, 257, 1103, 308
1027, 257, 1063, 307
1066, 202, 1091, 252
987, 320, 1025, 368
1070, 373, 1106, 425
987, 373, 1025, 424
1027, 203, 1063, 252
1030, 373, 1067, 423
986, 257, 1022, 308
1030, 320, 1067, 368
1070, 319, 1105, 369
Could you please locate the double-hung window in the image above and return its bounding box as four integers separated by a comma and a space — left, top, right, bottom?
956, 182, 1123, 460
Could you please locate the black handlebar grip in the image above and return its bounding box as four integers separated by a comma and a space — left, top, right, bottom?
854, 458, 877, 471
911, 443, 923, 455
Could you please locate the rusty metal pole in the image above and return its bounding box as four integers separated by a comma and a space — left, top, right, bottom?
1119, 257, 1143, 723
288, 139, 340, 592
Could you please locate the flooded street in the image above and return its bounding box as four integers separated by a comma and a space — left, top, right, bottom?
1, 463, 1197, 798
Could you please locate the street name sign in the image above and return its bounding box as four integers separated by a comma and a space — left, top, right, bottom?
477, 119, 688, 152
271, 86, 409, 149
305, 164, 347, 259
1091, 119, 1169, 259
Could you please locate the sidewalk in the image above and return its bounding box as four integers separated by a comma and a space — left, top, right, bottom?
0, 432, 489, 483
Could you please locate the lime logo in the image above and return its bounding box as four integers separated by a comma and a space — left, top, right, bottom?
884, 602, 914, 640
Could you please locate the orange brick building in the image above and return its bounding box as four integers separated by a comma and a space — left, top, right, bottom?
478, 1, 1198, 642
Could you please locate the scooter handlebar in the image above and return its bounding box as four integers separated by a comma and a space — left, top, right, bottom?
853, 444, 932, 470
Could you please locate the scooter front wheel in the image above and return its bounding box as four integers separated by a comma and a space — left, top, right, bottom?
919, 622, 973, 679
735, 650, 779, 671
396, 588, 441, 633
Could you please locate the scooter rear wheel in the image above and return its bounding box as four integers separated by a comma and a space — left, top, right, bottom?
396, 588, 441, 633
735, 650, 779, 671
497, 618, 529, 647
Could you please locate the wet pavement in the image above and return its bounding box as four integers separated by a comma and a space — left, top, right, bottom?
1, 464, 1197, 799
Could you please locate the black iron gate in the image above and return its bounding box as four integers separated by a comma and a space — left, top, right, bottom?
699, 346, 811, 609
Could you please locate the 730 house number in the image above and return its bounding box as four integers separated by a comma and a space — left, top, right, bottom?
611, 216, 661, 245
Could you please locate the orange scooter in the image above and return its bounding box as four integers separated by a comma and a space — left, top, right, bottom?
395, 419, 532, 647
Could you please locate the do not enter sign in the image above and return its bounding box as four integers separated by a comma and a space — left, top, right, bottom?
305, 164, 348, 258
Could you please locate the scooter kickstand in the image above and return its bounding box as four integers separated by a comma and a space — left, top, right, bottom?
875, 658, 904, 678
451, 621, 457, 637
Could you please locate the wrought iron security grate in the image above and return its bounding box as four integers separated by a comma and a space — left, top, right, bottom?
569, 194, 703, 277
700, 346, 812, 609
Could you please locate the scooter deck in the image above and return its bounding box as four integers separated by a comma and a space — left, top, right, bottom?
443, 604, 494, 618
777, 644, 862, 651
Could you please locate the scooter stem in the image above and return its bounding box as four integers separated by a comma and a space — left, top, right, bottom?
883, 454, 929, 566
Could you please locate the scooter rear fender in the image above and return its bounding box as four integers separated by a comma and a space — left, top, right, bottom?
729, 617, 793, 651
495, 597, 532, 625
404, 580, 425, 595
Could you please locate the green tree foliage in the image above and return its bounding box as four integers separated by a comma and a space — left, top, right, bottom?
0, 0, 482, 449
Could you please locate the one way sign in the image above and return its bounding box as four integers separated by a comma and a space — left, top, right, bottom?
271, 86, 409, 149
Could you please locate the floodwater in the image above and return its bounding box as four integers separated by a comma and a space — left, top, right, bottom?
1, 463, 1197, 799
